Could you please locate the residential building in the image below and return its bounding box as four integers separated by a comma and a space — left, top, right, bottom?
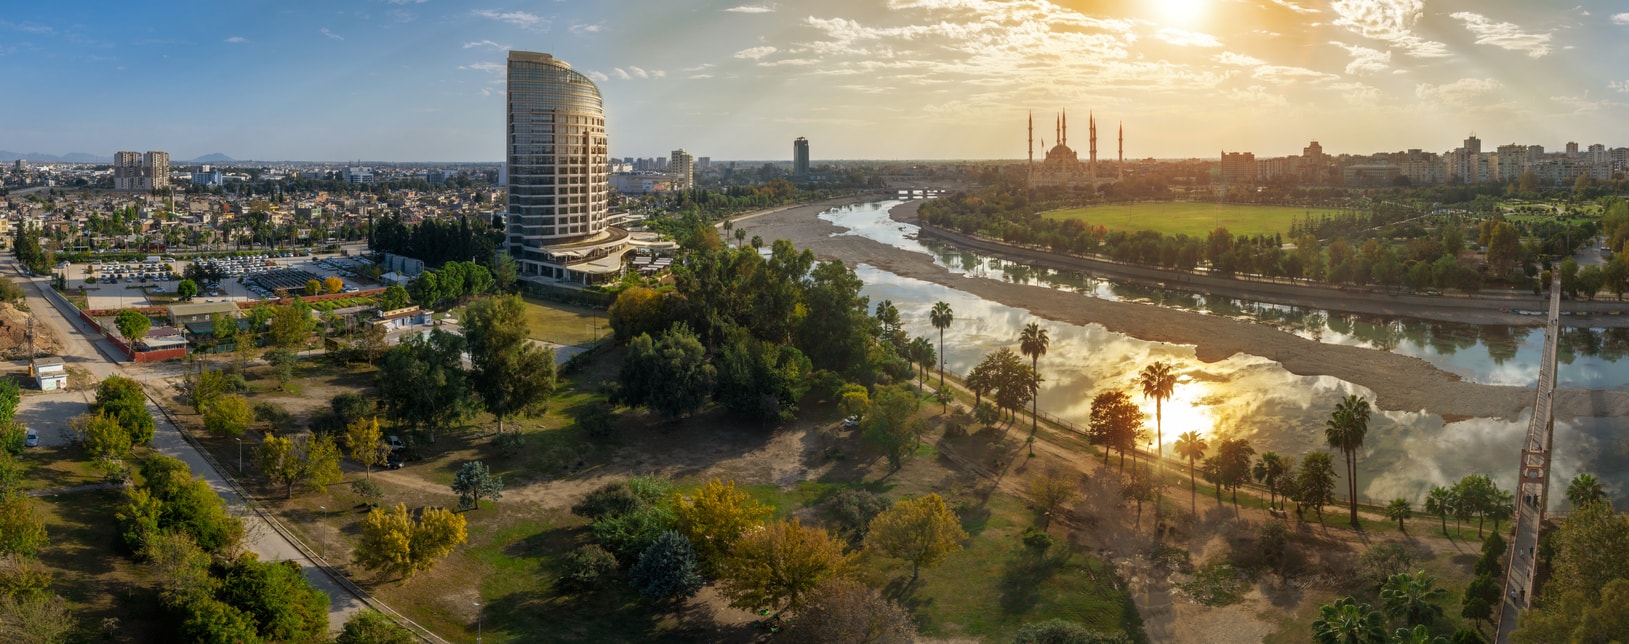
1219, 151, 1256, 185
793, 137, 810, 176
670, 149, 694, 190
114, 150, 170, 191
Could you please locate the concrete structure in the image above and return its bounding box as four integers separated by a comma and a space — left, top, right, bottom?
370, 306, 431, 332
169, 300, 242, 326
31, 358, 66, 391
505, 51, 628, 286
343, 167, 374, 184
379, 253, 425, 278
1219, 151, 1257, 185
114, 150, 170, 192
669, 149, 694, 190
793, 137, 810, 176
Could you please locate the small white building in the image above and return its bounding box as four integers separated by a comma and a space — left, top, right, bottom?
32, 358, 66, 391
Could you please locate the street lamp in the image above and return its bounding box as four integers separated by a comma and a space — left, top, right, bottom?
236, 438, 243, 473
318, 505, 327, 559
474, 602, 482, 643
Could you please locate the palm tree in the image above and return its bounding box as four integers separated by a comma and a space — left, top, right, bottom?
1380, 571, 1447, 628
1566, 472, 1607, 509
1391, 625, 1447, 644
1137, 361, 1178, 467
1217, 437, 1255, 514
1174, 431, 1207, 513
1384, 498, 1412, 532
1311, 597, 1388, 644
929, 302, 953, 390
1424, 486, 1452, 537
1018, 323, 1049, 434
1252, 452, 1288, 511
1324, 394, 1373, 528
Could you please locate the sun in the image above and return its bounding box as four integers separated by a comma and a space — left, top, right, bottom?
1152, 0, 1208, 25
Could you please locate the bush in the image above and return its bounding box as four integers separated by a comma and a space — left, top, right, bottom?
560, 544, 620, 592
592, 505, 677, 562
252, 402, 293, 431
1022, 526, 1054, 552
492, 432, 526, 457
351, 479, 383, 506
1359, 541, 1417, 587
821, 489, 891, 542
1013, 618, 1130, 643
574, 403, 616, 438
572, 477, 673, 521
336, 611, 415, 644
330, 393, 371, 427
627, 531, 703, 601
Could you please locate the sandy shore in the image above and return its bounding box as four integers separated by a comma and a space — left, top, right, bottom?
732, 199, 1629, 421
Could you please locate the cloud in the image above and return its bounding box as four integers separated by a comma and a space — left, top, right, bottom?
1611, 80, 1629, 94
570, 23, 604, 35
1329, 41, 1391, 74
462, 40, 510, 50
683, 63, 715, 72
1154, 28, 1221, 48
473, 9, 548, 31
689, 74, 714, 79
1415, 77, 1502, 108
610, 66, 664, 80
1330, 0, 1449, 58
1267, 0, 1319, 14
758, 58, 820, 67
734, 46, 778, 60
1451, 12, 1552, 58
387, 0, 428, 4
724, 4, 774, 13
1213, 52, 1266, 67
320, 28, 344, 41
459, 61, 505, 74
224, 36, 248, 44
586, 71, 609, 82
1613, 13, 1629, 25
0, 20, 53, 34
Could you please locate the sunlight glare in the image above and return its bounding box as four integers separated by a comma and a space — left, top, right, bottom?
1153, 0, 1207, 25
1144, 378, 1218, 451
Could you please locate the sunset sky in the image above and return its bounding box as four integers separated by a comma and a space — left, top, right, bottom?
3, 0, 1627, 161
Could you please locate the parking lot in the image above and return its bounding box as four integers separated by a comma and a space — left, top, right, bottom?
57, 252, 378, 310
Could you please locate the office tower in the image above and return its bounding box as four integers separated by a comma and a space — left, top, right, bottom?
670, 149, 694, 190
793, 137, 810, 176
505, 51, 623, 284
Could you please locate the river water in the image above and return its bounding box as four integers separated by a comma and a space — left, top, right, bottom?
817, 201, 1629, 509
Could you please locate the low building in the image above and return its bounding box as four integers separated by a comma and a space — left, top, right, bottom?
169, 301, 243, 326
31, 358, 66, 391
370, 306, 431, 333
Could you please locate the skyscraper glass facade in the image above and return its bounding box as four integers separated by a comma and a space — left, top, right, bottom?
506, 51, 610, 276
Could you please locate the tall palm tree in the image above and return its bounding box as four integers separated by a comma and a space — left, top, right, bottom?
1252, 452, 1288, 511
1311, 597, 1388, 644
929, 302, 953, 390
1380, 571, 1447, 628
1384, 498, 1412, 532
1017, 323, 1050, 434
1174, 431, 1207, 513
1392, 625, 1447, 644
1324, 394, 1372, 528
1424, 486, 1452, 536
1137, 361, 1178, 467
1566, 472, 1607, 509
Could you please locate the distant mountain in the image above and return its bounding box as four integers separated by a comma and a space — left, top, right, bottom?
191, 153, 235, 163
0, 151, 113, 163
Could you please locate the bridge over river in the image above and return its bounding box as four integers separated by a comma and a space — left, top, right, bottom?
1496, 275, 1562, 643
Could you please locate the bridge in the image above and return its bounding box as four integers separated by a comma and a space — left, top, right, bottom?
1495, 274, 1562, 643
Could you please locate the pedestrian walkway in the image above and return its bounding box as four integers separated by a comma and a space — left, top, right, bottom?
1496, 276, 1562, 644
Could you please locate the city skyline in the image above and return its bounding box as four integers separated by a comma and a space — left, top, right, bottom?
3, 0, 1628, 161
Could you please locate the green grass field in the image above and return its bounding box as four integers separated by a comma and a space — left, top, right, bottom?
1043, 202, 1341, 238
519, 298, 609, 346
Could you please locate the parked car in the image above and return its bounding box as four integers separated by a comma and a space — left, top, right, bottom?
386, 452, 406, 469
25, 429, 38, 448
843, 416, 860, 428
385, 435, 407, 451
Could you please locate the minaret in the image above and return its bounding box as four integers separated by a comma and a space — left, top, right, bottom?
1054, 114, 1060, 148
1118, 121, 1124, 181
1089, 112, 1098, 180
1062, 109, 1068, 147
1027, 112, 1033, 164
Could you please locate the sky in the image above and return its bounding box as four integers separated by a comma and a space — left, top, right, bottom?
3, 0, 1628, 162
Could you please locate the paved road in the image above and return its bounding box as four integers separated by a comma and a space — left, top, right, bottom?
11, 258, 366, 632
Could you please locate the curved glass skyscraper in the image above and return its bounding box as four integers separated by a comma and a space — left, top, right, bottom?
506, 51, 622, 283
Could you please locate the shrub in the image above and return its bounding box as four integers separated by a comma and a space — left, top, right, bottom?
821, 489, 891, 542
330, 393, 371, 426
336, 611, 415, 644
492, 432, 526, 457
1022, 526, 1054, 552
350, 479, 383, 506
560, 544, 619, 592
1013, 618, 1130, 643
628, 531, 703, 601
252, 402, 293, 429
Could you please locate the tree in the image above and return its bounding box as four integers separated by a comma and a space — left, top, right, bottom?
1018, 322, 1050, 433
95, 375, 155, 446
1088, 390, 1144, 471
0, 593, 76, 644
673, 479, 773, 575
78, 411, 132, 465
1216, 437, 1255, 511
1136, 361, 1177, 480
203, 394, 253, 438
115, 309, 152, 345
1295, 452, 1338, 522
463, 295, 555, 432
1424, 486, 1453, 536
713, 329, 813, 422
861, 385, 923, 469
1566, 472, 1607, 509
304, 279, 322, 296
1385, 498, 1412, 532
1311, 596, 1388, 643
1324, 394, 1372, 527
345, 417, 389, 480
322, 276, 344, 294
215, 555, 329, 643
1393, 625, 1449, 644
256, 432, 344, 499
451, 461, 503, 511
929, 301, 953, 390
1252, 452, 1288, 511
376, 329, 476, 440
267, 300, 313, 349
0, 495, 47, 557
780, 578, 916, 644
1545, 499, 1629, 602
355, 503, 467, 579
1173, 431, 1207, 513
620, 324, 711, 420
864, 493, 967, 584
627, 531, 705, 601
1515, 578, 1629, 644
337, 611, 416, 644
718, 519, 851, 616
560, 544, 620, 592
1027, 466, 1078, 529
379, 284, 412, 311
177, 278, 199, 300
1380, 571, 1446, 628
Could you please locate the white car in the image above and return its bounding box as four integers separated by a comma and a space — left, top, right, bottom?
24, 429, 39, 448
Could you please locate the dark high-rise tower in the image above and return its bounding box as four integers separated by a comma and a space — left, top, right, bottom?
793, 137, 810, 176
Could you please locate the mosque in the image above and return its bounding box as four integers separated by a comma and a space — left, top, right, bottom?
1027, 110, 1121, 189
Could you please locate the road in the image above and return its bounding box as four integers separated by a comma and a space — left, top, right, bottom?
9, 257, 367, 633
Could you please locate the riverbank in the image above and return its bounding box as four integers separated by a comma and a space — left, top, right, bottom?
732, 200, 1629, 421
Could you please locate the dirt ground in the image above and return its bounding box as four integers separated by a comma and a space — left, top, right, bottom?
0, 301, 64, 359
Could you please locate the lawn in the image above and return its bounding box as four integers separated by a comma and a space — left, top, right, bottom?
33, 487, 168, 642
518, 298, 609, 347
1043, 202, 1342, 238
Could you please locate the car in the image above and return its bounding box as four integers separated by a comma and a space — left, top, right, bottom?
386, 452, 406, 469
385, 435, 407, 451
24, 429, 38, 448
843, 416, 860, 428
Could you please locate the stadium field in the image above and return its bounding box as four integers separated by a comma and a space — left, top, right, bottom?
1042, 202, 1341, 238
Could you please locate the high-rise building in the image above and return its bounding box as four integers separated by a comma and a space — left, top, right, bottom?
114, 150, 170, 191
793, 137, 810, 176
1566, 142, 1579, 158
505, 51, 626, 285
1219, 151, 1257, 185
669, 149, 694, 190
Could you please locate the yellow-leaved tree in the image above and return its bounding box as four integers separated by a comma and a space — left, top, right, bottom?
355, 503, 467, 580
863, 493, 967, 584
718, 519, 851, 617
674, 479, 773, 575
345, 417, 388, 479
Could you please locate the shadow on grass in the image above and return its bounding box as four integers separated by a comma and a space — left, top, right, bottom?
998, 547, 1071, 614
37, 489, 169, 642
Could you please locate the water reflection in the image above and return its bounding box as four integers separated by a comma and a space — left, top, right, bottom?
858, 264, 1628, 511
821, 201, 1629, 390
